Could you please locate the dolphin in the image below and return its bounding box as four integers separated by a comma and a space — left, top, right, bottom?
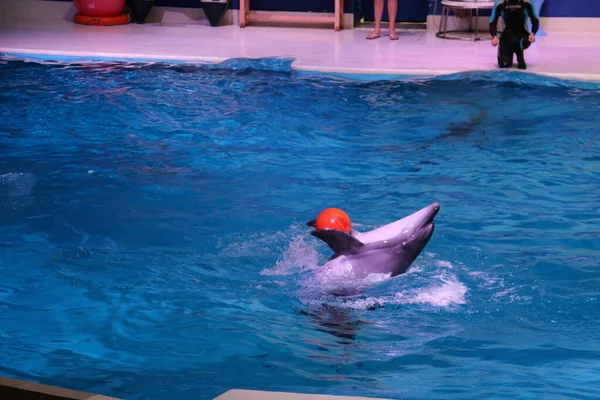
436, 109, 487, 140
307, 202, 440, 279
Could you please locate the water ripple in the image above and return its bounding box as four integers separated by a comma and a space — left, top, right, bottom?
1, 56, 599, 400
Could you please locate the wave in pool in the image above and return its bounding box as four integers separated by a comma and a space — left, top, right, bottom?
1, 55, 599, 400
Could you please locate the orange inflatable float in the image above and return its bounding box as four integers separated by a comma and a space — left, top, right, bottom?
73, 0, 130, 26
74, 0, 125, 17
73, 13, 130, 26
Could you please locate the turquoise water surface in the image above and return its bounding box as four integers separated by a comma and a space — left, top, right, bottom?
1, 55, 599, 399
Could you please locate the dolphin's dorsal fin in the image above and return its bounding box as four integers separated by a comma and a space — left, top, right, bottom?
311, 229, 365, 254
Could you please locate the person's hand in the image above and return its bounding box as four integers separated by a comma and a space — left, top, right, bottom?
491, 36, 499, 46
529, 33, 535, 43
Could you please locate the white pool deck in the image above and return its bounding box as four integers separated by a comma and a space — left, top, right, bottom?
1, 4, 600, 82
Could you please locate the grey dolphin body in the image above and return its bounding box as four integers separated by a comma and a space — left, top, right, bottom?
436, 109, 487, 140
307, 202, 440, 279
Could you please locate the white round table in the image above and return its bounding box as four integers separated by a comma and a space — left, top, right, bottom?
436, 0, 497, 41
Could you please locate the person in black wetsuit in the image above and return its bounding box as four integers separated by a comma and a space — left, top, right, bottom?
489, 0, 540, 70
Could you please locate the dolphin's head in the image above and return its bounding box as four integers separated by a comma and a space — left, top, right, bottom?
396, 202, 440, 260
351, 202, 440, 276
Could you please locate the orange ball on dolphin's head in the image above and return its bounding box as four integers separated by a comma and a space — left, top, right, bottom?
314, 208, 352, 234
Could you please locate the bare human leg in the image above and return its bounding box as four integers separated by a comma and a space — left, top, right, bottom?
367, 0, 384, 39
388, 0, 398, 40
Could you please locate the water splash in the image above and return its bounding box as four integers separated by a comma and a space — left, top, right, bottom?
402, 275, 468, 307
259, 228, 470, 310
314, 258, 469, 311
260, 231, 320, 276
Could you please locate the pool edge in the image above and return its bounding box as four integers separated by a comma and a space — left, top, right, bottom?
215, 389, 392, 400
0, 48, 228, 64
0, 376, 392, 400
0, 375, 119, 400
3, 48, 600, 84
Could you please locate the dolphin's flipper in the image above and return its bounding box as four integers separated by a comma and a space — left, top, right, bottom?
311, 229, 365, 254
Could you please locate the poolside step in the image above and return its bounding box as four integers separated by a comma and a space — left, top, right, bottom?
1, 376, 391, 400
0, 376, 119, 400
215, 389, 391, 400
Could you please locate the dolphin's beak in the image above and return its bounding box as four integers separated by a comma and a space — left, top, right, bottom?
411, 202, 440, 228
421, 202, 439, 240
425, 202, 440, 224
401, 202, 439, 251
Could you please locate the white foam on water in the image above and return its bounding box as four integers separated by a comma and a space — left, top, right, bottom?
302, 257, 469, 311
435, 260, 455, 269
467, 264, 530, 303
0, 172, 37, 197
493, 287, 517, 299
403, 275, 468, 307
327, 275, 468, 311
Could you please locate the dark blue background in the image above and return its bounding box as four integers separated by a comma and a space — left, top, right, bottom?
47, 0, 600, 19
428, 0, 598, 18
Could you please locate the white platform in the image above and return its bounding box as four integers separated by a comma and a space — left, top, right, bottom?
1, 1, 600, 82
215, 389, 390, 400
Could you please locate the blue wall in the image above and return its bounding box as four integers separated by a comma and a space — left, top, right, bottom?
543, 0, 600, 18
49, 0, 354, 13
428, 0, 600, 18
47, 0, 600, 18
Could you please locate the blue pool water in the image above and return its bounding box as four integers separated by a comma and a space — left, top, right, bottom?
1, 55, 599, 400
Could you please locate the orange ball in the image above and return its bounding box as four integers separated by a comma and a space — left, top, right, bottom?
315, 208, 351, 234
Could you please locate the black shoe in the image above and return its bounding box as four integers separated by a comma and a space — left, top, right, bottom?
498, 57, 513, 69
516, 52, 527, 70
